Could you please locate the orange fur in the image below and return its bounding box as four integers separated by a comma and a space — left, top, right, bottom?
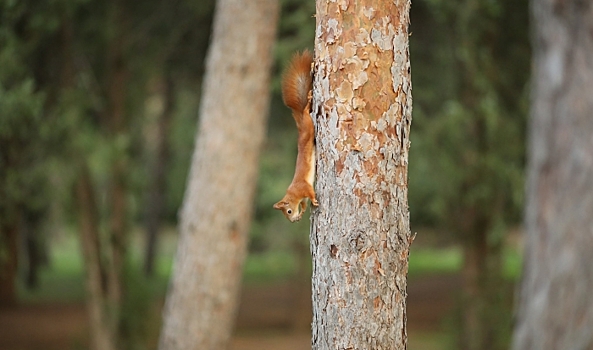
273, 51, 318, 222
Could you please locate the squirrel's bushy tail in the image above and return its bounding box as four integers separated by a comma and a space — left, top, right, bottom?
281, 50, 313, 113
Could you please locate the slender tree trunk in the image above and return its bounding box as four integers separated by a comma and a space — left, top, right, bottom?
0, 220, 19, 307
0, 151, 20, 306
104, 18, 128, 315
94, 4, 130, 345
460, 226, 506, 350
512, 0, 593, 349
144, 72, 174, 277
311, 0, 413, 349
64, 2, 129, 346
460, 235, 485, 350
458, 211, 506, 350
77, 166, 116, 350
22, 209, 47, 290
158, 1, 279, 349
453, 2, 511, 345
62, 16, 115, 350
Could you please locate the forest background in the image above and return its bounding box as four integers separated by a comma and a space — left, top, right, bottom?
0, 0, 529, 349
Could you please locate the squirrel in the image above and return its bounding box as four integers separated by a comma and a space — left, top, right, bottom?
273, 50, 319, 222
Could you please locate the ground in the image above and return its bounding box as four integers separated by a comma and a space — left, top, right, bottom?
0, 274, 459, 350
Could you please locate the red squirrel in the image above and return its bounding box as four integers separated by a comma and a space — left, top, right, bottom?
273, 50, 318, 222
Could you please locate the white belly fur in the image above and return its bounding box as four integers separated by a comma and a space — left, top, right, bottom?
306, 147, 316, 185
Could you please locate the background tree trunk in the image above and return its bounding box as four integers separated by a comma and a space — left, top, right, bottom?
77, 166, 116, 350
67, 2, 131, 347
311, 0, 413, 349
144, 72, 175, 277
104, 1, 129, 315
512, 0, 593, 349
22, 206, 49, 290
158, 0, 279, 349
0, 220, 19, 307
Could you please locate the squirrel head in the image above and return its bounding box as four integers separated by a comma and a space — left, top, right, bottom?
273, 199, 303, 222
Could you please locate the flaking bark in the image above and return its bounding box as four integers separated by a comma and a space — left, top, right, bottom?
311, 1, 413, 349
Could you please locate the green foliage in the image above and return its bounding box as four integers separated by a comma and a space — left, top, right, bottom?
409, 2, 529, 348
276, 0, 316, 55
409, 0, 529, 232
2, 0, 218, 347
0, 7, 54, 227
274, 0, 316, 92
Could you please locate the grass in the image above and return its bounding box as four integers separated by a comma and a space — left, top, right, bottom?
408, 330, 453, 350
409, 245, 522, 280
409, 247, 462, 277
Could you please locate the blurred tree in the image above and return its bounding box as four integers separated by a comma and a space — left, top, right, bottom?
45, 0, 211, 347
158, 0, 279, 349
0, 0, 57, 306
71, 0, 133, 346
512, 0, 593, 349
142, 0, 215, 277
310, 0, 413, 348
22, 206, 50, 290
0, 0, 227, 347
408, 1, 529, 348
0, 0, 141, 342
143, 71, 175, 277
51, 0, 221, 346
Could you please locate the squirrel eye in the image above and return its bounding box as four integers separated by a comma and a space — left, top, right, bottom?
287, 209, 292, 215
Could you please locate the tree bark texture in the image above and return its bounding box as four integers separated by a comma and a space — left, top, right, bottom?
512, 0, 593, 349
158, 1, 279, 349
311, 1, 413, 349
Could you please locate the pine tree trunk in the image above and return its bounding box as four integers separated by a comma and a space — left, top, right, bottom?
311, 1, 413, 348
512, 0, 593, 349
158, 1, 279, 349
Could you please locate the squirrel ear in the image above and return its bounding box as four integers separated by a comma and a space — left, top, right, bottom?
273, 201, 285, 210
